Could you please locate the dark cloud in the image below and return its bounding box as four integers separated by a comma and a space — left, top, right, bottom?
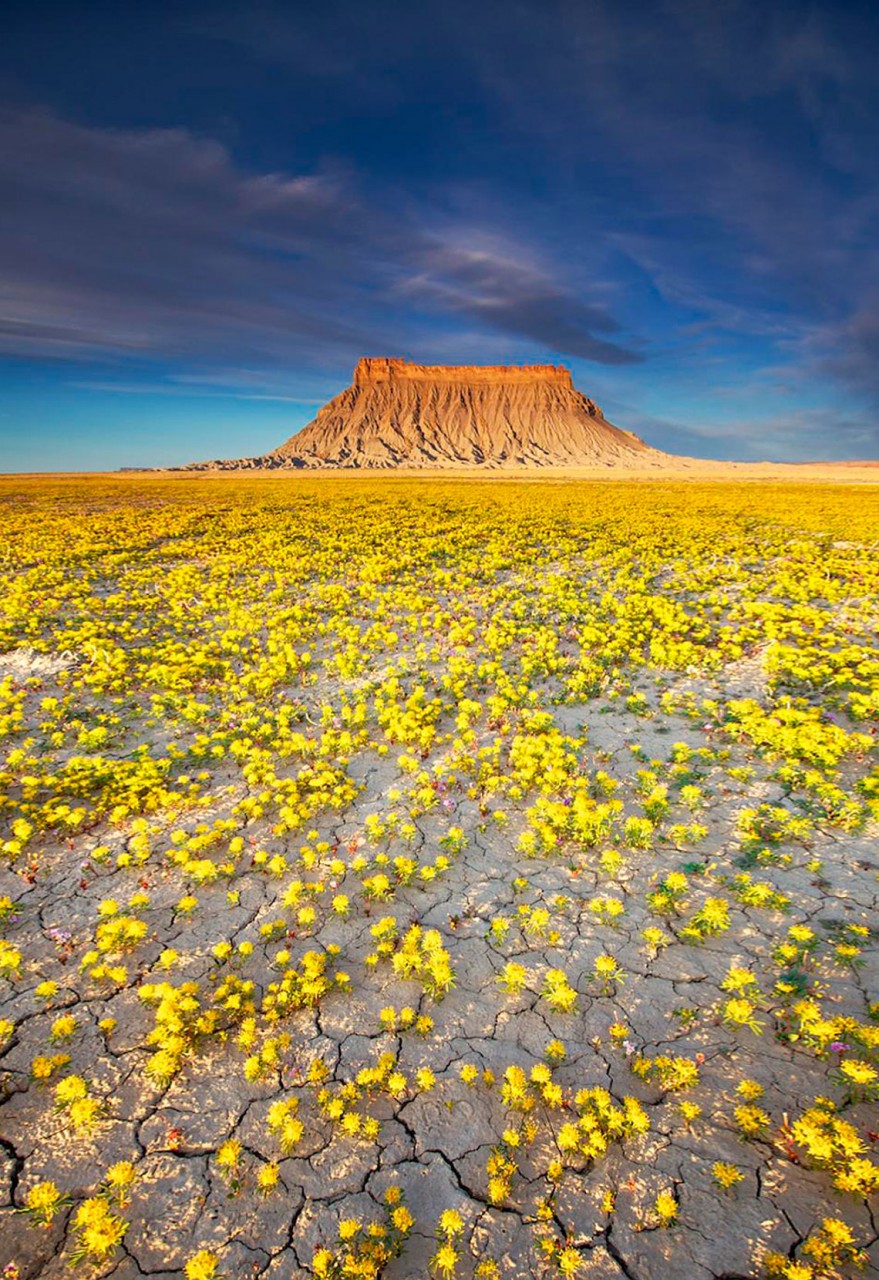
0, 108, 377, 365
0, 107, 640, 373
194, 0, 879, 411
451, 0, 879, 404
402, 245, 641, 364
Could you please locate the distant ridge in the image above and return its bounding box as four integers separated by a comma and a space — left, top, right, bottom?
184, 358, 673, 470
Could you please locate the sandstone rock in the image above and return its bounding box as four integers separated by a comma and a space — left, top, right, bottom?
185, 357, 671, 470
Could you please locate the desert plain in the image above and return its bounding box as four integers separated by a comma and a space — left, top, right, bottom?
0, 473, 877, 1280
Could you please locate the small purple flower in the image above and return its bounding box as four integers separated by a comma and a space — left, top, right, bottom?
830, 1041, 849, 1054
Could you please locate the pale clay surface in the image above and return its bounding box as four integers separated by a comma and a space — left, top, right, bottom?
1, 623, 877, 1277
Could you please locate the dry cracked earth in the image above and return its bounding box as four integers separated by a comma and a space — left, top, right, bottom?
0, 479, 877, 1280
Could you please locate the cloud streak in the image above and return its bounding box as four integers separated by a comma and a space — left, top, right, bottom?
401, 245, 641, 364
452, 0, 879, 408
0, 107, 639, 373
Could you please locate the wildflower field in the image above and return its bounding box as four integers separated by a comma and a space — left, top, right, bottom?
1, 474, 878, 1280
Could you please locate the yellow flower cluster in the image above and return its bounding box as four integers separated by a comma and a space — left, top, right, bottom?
311, 1185, 413, 1278
4, 475, 879, 1275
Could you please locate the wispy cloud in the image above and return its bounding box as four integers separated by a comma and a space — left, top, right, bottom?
400, 243, 641, 364
0, 106, 640, 372
69, 379, 321, 403
621, 404, 875, 463
450, 0, 879, 413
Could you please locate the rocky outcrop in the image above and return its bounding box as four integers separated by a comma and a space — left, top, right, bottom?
351, 357, 574, 385
185, 357, 671, 469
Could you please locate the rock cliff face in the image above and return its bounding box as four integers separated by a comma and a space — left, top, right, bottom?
186, 358, 669, 469
352, 357, 575, 385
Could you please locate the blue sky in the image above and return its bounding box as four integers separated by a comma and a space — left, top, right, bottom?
1, 0, 878, 469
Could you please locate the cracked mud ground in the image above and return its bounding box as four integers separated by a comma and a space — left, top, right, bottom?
0, 475, 877, 1279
